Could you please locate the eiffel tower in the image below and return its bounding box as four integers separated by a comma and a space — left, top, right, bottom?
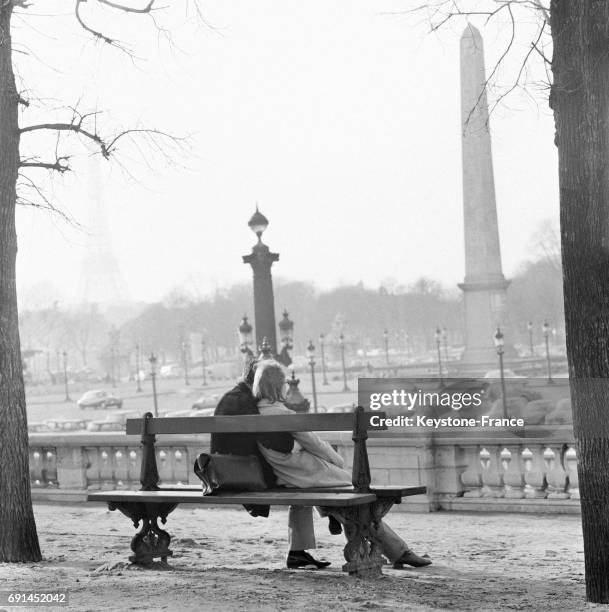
79, 158, 128, 305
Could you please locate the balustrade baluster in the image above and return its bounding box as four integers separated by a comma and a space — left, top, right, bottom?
565, 445, 579, 500
157, 448, 172, 484
481, 446, 504, 498
460, 445, 483, 498
545, 444, 569, 499
114, 449, 129, 489
98, 447, 114, 490
503, 445, 525, 499
523, 445, 547, 499
30, 449, 44, 487
128, 449, 140, 488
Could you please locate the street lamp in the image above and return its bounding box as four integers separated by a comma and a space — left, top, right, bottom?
307, 340, 318, 413
135, 342, 142, 393
542, 321, 554, 384
110, 345, 116, 388
149, 352, 159, 418
383, 329, 389, 365
527, 321, 535, 356
182, 340, 190, 386
319, 333, 329, 385
442, 327, 449, 366
277, 310, 294, 367
435, 327, 444, 386
201, 337, 207, 386
238, 315, 254, 357
243, 206, 279, 354
62, 351, 71, 402
339, 333, 350, 392
494, 327, 508, 419
259, 337, 273, 360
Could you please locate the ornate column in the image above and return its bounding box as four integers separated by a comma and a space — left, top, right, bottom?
242, 207, 279, 356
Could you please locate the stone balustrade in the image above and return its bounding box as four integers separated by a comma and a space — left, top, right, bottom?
29, 425, 580, 513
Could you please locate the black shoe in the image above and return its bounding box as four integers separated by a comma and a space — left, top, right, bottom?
328, 516, 342, 535
393, 551, 432, 568
287, 550, 331, 570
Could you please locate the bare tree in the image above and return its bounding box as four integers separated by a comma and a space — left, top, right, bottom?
408, 0, 609, 602
0, 0, 193, 563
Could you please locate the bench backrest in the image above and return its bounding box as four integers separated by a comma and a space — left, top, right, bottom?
129, 408, 386, 494
125, 411, 385, 435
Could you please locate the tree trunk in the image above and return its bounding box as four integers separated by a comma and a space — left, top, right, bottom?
551, 1, 609, 602
0, 3, 41, 562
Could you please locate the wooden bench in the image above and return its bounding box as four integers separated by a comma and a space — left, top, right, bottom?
87, 407, 426, 577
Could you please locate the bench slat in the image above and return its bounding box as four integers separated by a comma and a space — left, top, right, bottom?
155, 484, 427, 497
87, 489, 378, 507
126, 412, 387, 435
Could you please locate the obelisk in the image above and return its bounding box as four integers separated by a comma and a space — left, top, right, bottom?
458, 24, 514, 368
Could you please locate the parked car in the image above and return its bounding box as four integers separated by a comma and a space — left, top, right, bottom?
325, 403, 357, 413
483, 369, 526, 379
191, 394, 220, 411
77, 389, 123, 410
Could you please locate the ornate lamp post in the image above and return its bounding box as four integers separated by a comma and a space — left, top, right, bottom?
277, 309, 294, 367
238, 315, 254, 357
135, 342, 142, 393
383, 329, 389, 365
242, 206, 279, 355
494, 327, 508, 418
110, 345, 116, 388
259, 337, 273, 360
182, 340, 190, 386
201, 337, 207, 386
62, 351, 71, 402
339, 333, 350, 392
149, 352, 159, 418
285, 370, 310, 413
319, 333, 329, 385
527, 321, 535, 356
542, 321, 554, 384
435, 327, 444, 386
307, 340, 318, 413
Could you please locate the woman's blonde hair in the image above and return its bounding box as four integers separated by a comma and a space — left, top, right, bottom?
253, 360, 287, 403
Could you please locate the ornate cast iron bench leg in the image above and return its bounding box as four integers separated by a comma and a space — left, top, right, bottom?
323, 504, 383, 578
108, 501, 178, 565
321, 497, 402, 578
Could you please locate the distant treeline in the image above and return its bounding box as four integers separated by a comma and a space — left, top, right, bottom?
19, 253, 565, 375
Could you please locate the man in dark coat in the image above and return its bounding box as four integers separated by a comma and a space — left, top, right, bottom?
210, 356, 275, 517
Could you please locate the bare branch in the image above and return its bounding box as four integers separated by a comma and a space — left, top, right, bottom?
19, 158, 71, 173
404, 1, 552, 123
75, 0, 114, 45
97, 0, 156, 13
73, 0, 161, 55
17, 174, 80, 226
488, 20, 548, 116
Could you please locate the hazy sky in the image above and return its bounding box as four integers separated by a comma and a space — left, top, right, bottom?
13, 1, 557, 307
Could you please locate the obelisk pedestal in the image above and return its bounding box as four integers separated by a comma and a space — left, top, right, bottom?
459, 25, 516, 370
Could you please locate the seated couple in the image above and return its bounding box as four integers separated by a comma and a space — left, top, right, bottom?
211, 357, 432, 571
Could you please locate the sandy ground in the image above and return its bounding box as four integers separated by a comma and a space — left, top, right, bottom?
0, 503, 597, 612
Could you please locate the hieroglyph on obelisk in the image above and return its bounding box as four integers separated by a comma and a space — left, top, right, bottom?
458, 24, 514, 368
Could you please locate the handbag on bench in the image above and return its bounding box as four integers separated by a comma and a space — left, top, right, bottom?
194, 453, 268, 495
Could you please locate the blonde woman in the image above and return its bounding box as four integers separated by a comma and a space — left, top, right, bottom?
253, 360, 432, 571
